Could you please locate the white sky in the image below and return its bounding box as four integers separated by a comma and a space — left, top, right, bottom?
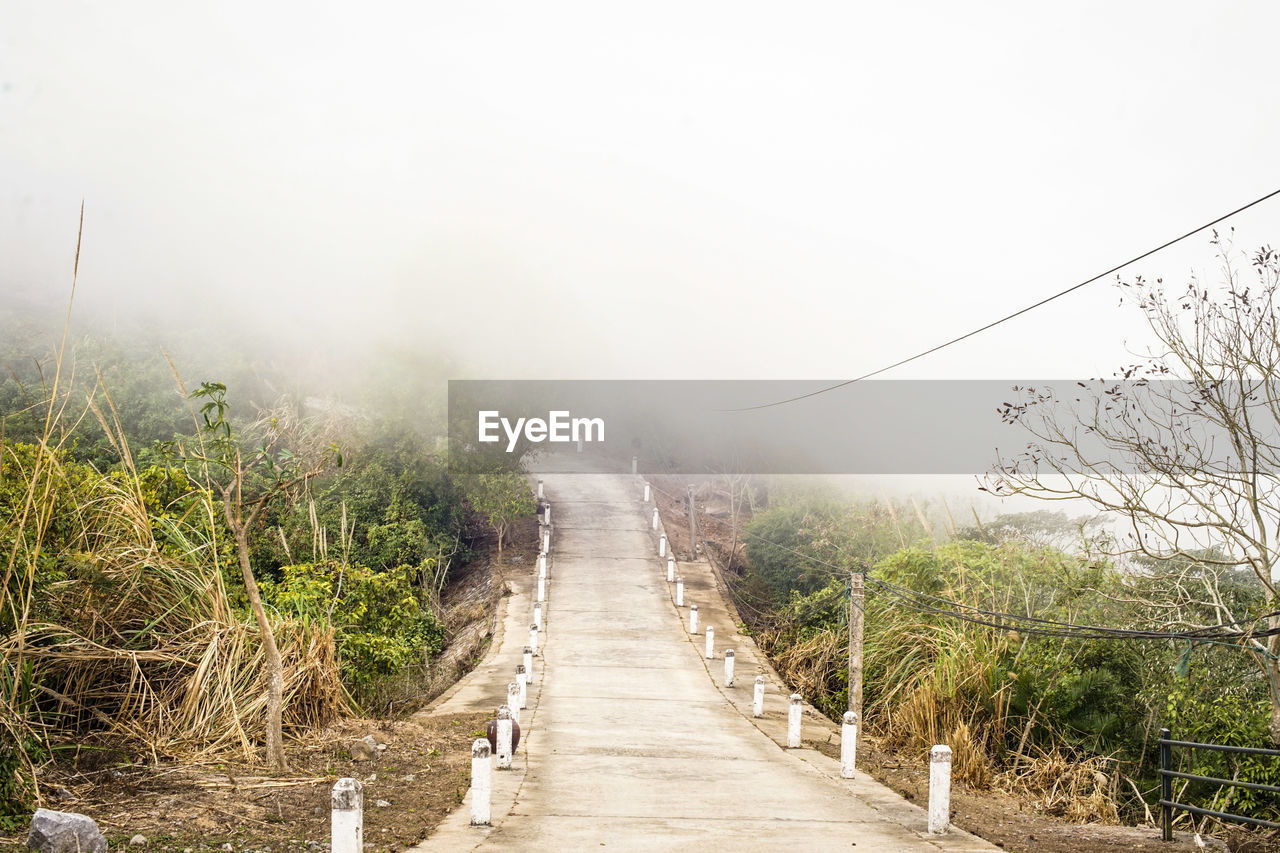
5, 1, 1280, 386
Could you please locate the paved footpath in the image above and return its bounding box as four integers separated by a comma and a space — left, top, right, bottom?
416, 468, 998, 852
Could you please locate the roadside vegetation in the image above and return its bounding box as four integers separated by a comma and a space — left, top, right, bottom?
716, 495, 1276, 830
0, 300, 536, 828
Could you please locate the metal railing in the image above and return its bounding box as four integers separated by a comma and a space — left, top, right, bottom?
1159, 727, 1280, 840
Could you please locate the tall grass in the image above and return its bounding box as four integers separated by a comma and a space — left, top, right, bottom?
0, 245, 348, 815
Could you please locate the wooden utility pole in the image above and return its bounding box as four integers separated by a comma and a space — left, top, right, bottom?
687, 485, 698, 558
848, 570, 864, 718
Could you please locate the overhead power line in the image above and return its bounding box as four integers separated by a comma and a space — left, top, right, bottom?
728, 186, 1280, 411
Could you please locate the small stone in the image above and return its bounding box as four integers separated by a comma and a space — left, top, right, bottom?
401, 774, 415, 783
53, 787, 75, 801
222, 844, 233, 851
349, 735, 379, 762
25, 809, 108, 853
375, 799, 390, 808
129, 834, 149, 846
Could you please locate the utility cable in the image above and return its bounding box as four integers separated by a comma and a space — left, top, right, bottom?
726, 186, 1280, 411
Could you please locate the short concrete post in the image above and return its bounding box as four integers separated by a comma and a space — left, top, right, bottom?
544, 503, 551, 526
659, 534, 667, 557
724, 649, 735, 686
543, 531, 550, 552
689, 604, 698, 634
507, 682, 521, 726
530, 623, 539, 656
643, 481, 650, 502
534, 603, 543, 632
632, 455, 638, 475
651, 507, 659, 530
704, 625, 715, 659
753, 676, 765, 717
841, 711, 858, 778
537, 574, 546, 603
787, 693, 803, 748
515, 664, 527, 709
676, 577, 684, 606
537, 479, 544, 499
470, 739, 492, 825
496, 706, 513, 770
523, 646, 534, 685
929, 745, 952, 834
666, 556, 675, 582
538, 552, 547, 577
331, 777, 363, 853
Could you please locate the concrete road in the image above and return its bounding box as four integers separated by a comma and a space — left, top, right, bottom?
417, 469, 997, 852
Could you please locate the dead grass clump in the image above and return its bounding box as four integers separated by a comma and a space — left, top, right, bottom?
999, 746, 1120, 824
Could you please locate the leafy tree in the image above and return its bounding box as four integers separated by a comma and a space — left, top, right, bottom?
463, 470, 535, 562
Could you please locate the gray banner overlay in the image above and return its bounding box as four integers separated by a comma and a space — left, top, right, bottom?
447, 380, 1280, 475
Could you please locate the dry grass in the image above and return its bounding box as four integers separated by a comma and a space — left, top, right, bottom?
3, 443, 349, 767
1, 303, 351, 816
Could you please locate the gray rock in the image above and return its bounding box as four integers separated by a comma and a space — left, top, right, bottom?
349, 735, 379, 761
129, 834, 149, 846
25, 809, 108, 853
374, 799, 390, 808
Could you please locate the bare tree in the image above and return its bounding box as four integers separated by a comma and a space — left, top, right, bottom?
986, 233, 1280, 740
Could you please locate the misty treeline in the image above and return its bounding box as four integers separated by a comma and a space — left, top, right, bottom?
0, 304, 536, 823
714, 484, 1277, 827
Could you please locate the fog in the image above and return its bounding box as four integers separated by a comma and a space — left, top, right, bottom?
6, 2, 1280, 507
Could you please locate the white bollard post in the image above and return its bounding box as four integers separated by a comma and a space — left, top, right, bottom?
537, 479, 544, 499
523, 646, 534, 685
787, 693, 803, 748
496, 706, 513, 770
537, 574, 546, 603
516, 664, 527, 709
929, 745, 952, 834
543, 531, 550, 552
659, 534, 666, 557
643, 481, 650, 502
530, 623, 539, 656
841, 711, 858, 778
534, 603, 543, 631
704, 625, 715, 659
753, 676, 765, 718
331, 778, 363, 853
689, 604, 698, 634
632, 455, 638, 474
676, 577, 684, 606
470, 739, 491, 825
507, 682, 521, 726
724, 649, 735, 686
538, 552, 547, 577
667, 556, 675, 582
651, 507, 659, 530
544, 503, 551, 526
